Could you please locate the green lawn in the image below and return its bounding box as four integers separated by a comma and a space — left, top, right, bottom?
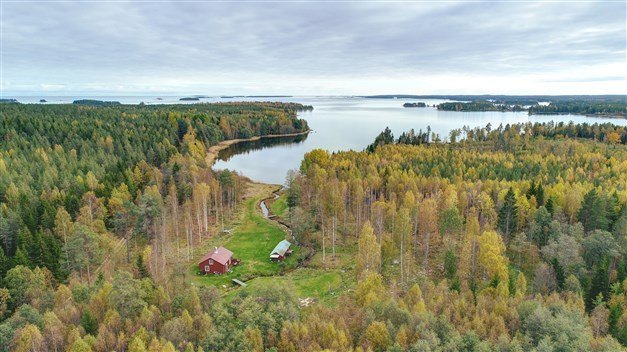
270, 194, 289, 218
227, 234, 358, 304
192, 185, 356, 304
192, 194, 298, 287
228, 267, 353, 304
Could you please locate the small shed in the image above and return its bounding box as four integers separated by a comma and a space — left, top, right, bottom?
270, 239, 293, 261
199, 246, 234, 275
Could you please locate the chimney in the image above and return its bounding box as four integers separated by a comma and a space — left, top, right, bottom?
214, 246, 218, 253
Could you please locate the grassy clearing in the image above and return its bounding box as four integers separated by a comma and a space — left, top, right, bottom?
192, 184, 298, 287
192, 183, 356, 304
270, 194, 289, 218
306, 234, 358, 270
231, 233, 358, 304
230, 267, 353, 304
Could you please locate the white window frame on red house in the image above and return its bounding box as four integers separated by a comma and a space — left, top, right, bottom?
204, 265, 209, 272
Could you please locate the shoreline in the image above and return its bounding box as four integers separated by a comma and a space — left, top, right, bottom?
205, 129, 312, 166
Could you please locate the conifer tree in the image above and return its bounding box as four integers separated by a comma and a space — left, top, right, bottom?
578, 189, 609, 233
497, 187, 518, 241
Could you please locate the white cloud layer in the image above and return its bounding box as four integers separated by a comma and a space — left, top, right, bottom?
2, 1, 626, 95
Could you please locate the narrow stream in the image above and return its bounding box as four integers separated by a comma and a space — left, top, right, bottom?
260, 190, 301, 247
260, 200, 270, 218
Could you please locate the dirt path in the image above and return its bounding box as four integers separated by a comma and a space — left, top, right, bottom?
205, 130, 312, 166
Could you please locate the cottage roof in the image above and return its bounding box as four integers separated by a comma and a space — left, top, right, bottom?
270, 240, 291, 257
199, 246, 233, 265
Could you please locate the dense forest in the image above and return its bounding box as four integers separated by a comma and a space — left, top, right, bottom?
403, 103, 426, 108
1, 101, 626, 351
436, 100, 626, 116
0, 101, 310, 350
528, 101, 626, 117
437, 101, 525, 112
72, 100, 122, 106
281, 124, 627, 351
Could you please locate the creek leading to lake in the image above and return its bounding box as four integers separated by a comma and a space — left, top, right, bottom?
213, 97, 627, 184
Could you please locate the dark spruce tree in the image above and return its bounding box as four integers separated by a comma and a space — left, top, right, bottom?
366, 127, 394, 152
578, 189, 609, 233
587, 257, 611, 310
545, 197, 555, 216
536, 183, 545, 206
551, 258, 565, 290
497, 187, 518, 241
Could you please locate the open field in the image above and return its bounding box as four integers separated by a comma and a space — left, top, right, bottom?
191, 183, 300, 287
190, 182, 357, 304
231, 268, 352, 305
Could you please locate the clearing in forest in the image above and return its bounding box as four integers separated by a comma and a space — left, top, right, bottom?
192, 183, 299, 287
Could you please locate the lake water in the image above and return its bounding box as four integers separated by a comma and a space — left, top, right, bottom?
213, 97, 627, 184
7, 95, 627, 185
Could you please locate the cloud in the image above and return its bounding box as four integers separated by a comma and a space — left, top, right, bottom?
2, 1, 625, 95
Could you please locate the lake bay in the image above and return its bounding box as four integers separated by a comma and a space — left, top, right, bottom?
213, 97, 627, 184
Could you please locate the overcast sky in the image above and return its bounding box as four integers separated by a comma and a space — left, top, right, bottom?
2, 1, 625, 96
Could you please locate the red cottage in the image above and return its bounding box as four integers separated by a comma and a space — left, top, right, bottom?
198, 246, 234, 275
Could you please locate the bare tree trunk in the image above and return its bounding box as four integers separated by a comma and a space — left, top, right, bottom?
321, 213, 326, 268
80, 230, 92, 283
202, 194, 209, 234
125, 228, 131, 264
214, 187, 220, 226
424, 232, 431, 272
414, 211, 420, 258
322, 225, 326, 269
400, 230, 404, 284
172, 201, 180, 261
87, 197, 94, 225
196, 203, 202, 242
332, 214, 336, 259
161, 211, 167, 278
185, 215, 191, 261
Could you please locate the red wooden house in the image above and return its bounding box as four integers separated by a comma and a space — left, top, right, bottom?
198, 246, 236, 275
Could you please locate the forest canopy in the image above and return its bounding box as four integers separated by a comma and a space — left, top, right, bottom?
0, 102, 309, 281
1, 104, 626, 351
286, 123, 627, 350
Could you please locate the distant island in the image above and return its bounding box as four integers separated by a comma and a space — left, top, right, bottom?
180, 97, 201, 101
246, 95, 292, 98
222, 95, 292, 98
360, 95, 625, 118
72, 99, 121, 106
435, 100, 624, 117
0, 98, 18, 103
528, 101, 626, 117
403, 102, 426, 108
363, 94, 626, 105
437, 101, 525, 112
39, 99, 47, 103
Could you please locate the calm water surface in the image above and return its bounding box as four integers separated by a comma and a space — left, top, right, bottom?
9, 95, 626, 185
213, 97, 627, 184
